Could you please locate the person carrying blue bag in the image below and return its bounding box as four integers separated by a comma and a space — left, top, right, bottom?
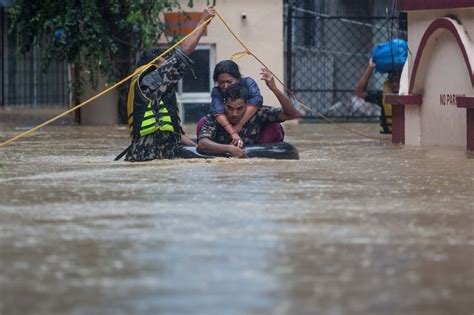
355, 39, 408, 134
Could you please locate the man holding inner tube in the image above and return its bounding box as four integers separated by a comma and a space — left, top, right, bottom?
197, 68, 302, 158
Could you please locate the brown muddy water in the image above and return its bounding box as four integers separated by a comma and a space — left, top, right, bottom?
0, 108, 473, 315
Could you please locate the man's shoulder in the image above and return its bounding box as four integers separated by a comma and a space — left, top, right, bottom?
200, 114, 219, 130
259, 106, 281, 114
203, 113, 216, 124
198, 114, 221, 141
250, 106, 282, 123
139, 66, 163, 90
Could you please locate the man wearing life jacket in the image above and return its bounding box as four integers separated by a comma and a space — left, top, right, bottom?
123, 6, 215, 162
355, 58, 401, 134
197, 68, 302, 158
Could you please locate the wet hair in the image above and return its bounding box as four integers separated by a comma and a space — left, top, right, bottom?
223, 83, 249, 102
213, 60, 241, 82
136, 48, 164, 68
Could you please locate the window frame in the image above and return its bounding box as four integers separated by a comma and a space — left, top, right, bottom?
177, 44, 215, 105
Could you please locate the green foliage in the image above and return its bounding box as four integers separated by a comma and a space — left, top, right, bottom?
8, 0, 190, 102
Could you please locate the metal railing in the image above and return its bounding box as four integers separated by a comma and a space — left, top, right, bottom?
1, 7, 69, 107
285, 3, 407, 120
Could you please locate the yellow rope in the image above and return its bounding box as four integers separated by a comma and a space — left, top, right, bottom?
215, 10, 390, 142
0, 16, 214, 149
1, 9, 388, 149
231, 51, 251, 61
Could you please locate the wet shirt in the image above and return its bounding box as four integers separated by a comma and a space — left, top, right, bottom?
198, 106, 282, 145
365, 90, 391, 134
125, 48, 191, 162
160, 89, 184, 135
139, 48, 192, 100
210, 77, 263, 116
137, 48, 191, 135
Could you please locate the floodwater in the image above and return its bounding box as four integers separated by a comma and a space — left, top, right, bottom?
1, 108, 473, 315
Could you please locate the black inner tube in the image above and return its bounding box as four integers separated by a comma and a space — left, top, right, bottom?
177, 142, 299, 160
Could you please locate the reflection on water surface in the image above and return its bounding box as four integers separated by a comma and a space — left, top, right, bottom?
1, 108, 473, 315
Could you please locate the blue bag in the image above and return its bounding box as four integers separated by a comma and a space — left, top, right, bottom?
372, 39, 408, 73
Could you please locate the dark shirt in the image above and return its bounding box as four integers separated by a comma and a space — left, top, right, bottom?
198, 106, 282, 145
161, 89, 184, 135
125, 48, 192, 162
365, 90, 391, 134
137, 47, 192, 136
210, 77, 263, 116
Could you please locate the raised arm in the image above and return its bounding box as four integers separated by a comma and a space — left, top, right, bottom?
180, 6, 216, 55
260, 68, 301, 121
355, 58, 376, 99
140, 7, 215, 100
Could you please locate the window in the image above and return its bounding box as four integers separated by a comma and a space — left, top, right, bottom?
182, 49, 211, 93
177, 45, 215, 123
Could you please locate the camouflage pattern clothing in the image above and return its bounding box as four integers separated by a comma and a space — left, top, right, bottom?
125, 48, 191, 162
198, 106, 283, 145
126, 131, 180, 161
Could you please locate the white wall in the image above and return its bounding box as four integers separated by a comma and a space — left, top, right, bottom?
420, 33, 467, 147
404, 8, 474, 148
408, 9, 474, 58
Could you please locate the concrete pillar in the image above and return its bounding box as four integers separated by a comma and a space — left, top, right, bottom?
80, 74, 118, 125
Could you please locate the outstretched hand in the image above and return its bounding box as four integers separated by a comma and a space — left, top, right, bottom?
230, 132, 244, 148
260, 68, 277, 90
368, 58, 376, 69
228, 145, 247, 158
202, 6, 216, 22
